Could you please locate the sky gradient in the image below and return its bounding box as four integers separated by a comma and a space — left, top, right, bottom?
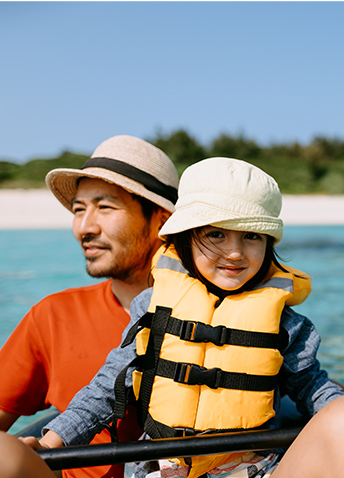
1, 1, 344, 163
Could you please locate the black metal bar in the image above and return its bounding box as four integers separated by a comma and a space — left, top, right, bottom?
37, 427, 302, 471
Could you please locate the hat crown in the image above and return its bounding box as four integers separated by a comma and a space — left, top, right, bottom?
159, 157, 283, 243
91, 135, 178, 189
45, 135, 178, 214
177, 157, 281, 218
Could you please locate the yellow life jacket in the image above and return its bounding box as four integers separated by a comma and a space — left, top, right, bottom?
117, 246, 311, 477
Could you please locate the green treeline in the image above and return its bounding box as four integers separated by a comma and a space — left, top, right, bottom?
1, 130, 344, 194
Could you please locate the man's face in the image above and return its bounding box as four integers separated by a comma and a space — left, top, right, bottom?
72, 178, 164, 283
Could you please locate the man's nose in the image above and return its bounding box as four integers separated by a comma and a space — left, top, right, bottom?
77, 209, 101, 237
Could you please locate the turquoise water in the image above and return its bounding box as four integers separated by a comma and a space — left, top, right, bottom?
276, 226, 344, 383
0, 229, 98, 347
1, 226, 344, 432
0, 229, 99, 433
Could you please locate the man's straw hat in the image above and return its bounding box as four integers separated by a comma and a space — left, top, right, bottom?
46, 135, 179, 213
160, 157, 283, 243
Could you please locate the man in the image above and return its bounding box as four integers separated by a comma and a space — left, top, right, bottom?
0, 135, 179, 477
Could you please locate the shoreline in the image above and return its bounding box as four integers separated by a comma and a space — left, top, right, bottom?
1, 189, 344, 229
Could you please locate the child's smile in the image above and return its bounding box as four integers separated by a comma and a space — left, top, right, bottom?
192, 227, 267, 291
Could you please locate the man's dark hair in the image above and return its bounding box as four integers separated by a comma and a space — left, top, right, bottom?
131, 193, 161, 221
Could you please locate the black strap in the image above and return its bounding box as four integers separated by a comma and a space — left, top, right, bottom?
116, 306, 279, 438
111, 358, 139, 442
121, 312, 153, 348
156, 358, 278, 392
113, 308, 170, 435
166, 316, 281, 349
113, 358, 139, 419
143, 413, 178, 439
138, 306, 172, 429
82, 157, 178, 204
122, 311, 280, 350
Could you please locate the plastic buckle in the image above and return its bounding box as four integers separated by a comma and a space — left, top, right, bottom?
179, 321, 196, 341
174, 363, 221, 389
188, 364, 221, 389
193, 322, 226, 346
174, 362, 190, 383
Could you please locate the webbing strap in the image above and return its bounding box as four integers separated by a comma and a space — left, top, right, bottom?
124, 312, 280, 349
121, 312, 153, 348
111, 358, 139, 442
138, 306, 173, 428
113, 358, 139, 419
156, 358, 278, 392
166, 316, 281, 349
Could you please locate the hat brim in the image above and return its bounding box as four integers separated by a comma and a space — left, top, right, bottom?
46, 167, 176, 213
159, 204, 283, 243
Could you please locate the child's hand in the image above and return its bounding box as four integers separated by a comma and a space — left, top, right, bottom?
19, 430, 65, 449
18, 436, 44, 449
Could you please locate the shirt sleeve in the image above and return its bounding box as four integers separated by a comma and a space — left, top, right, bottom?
43, 289, 153, 446
280, 306, 344, 417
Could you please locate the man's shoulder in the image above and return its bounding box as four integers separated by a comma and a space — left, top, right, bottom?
23, 279, 119, 331
36, 280, 112, 307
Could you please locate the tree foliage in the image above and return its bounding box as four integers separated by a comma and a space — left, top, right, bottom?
1, 130, 344, 193
151, 130, 207, 176
0, 152, 88, 188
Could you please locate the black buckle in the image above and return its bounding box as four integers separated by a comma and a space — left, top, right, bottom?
193, 323, 226, 346
179, 321, 196, 341
179, 321, 226, 346
174, 362, 190, 383
174, 363, 221, 389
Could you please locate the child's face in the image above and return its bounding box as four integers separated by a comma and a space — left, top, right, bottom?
192, 227, 267, 291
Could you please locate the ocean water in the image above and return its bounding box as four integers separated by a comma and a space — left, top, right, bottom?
276, 225, 344, 383
1, 226, 344, 433
0, 229, 98, 347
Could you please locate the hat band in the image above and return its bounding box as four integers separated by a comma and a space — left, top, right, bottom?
82, 157, 178, 204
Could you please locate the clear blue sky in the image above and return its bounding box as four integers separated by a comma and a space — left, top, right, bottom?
1, 1, 344, 163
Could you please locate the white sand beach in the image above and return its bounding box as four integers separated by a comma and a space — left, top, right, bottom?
0, 189, 73, 229
0, 189, 344, 229
281, 194, 344, 225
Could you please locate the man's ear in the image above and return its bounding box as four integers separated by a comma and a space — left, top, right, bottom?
156, 208, 171, 231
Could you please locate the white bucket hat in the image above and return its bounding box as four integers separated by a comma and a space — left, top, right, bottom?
159, 157, 283, 243
46, 135, 179, 213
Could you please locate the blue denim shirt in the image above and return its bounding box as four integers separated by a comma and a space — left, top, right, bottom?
45, 287, 344, 446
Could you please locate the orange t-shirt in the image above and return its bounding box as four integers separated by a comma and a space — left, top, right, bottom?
0, 280, 142, 478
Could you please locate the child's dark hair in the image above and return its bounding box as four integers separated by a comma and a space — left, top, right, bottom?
165, 228, 288, 295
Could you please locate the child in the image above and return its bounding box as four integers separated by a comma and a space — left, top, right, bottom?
1, 157, 344, 478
